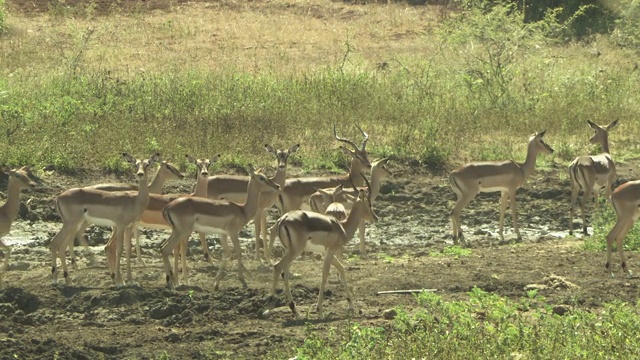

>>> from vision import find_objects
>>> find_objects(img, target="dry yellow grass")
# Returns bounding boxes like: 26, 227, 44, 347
2, 0, 444, 75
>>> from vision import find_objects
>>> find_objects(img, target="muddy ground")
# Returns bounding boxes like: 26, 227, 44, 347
0, 157, 639, 360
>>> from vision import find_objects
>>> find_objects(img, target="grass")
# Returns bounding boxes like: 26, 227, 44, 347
2, 1, 640, 173
265, 288, 640, 359
430, 245, 472, 258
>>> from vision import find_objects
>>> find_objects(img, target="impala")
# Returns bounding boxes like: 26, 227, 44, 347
267, 175, 378, 319
604, 180, 640, 277
569, 120, 618, 235
118, 154, 220, 284
70, 159, 184, 267
276, 124, 371, 216
449, 131, 554, 246
315, 185, 352, 221
0, 166, 38, 288
49, 153, 159, 286
308, 157, 392, 255
160, 164, 280, 289
203, 144, 299, 260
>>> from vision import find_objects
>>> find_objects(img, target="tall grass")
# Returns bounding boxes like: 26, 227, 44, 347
266, 288, 640, 359
1, 1, 640, 173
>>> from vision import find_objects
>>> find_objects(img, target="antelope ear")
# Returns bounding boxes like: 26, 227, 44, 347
587, 120, 600, 130
149, 153, 161, 164
343, 193, 357, 203
247, 164, 256, 175
288, 144, 301, 154
2, 166, 11, 175
185, 155, 197, 165
264, 144, 276, 154
210, 154, 222, 164
339, 146, 355, 156
122, 153, 137, 165
536, 130, 547, 138
316, 188, 331, 197
606, 119, 619, 131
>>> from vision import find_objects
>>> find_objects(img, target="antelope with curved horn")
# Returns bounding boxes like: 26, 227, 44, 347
449, 131, 554, 246
267, 174, 378, 319
569, 120, 618, 236
276, 124, 371, 216
308, 157, 392, 255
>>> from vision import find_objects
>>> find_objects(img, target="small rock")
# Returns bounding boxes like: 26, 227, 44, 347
552, 305, 571, 316
382, 308, 397, 320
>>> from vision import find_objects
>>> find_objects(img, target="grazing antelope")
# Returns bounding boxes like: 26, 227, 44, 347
276, 124, 371, 215
604, 180, 640, 277
449, 131, 554, 246
569, 120, 618, 235
161, 165, 280, 289
70, 159, 184, 267
268, 175, 378, 319
0, 166, 38, 288
203, 144, 299, 261
308, 157, 392, 255
49, 153, 159, 286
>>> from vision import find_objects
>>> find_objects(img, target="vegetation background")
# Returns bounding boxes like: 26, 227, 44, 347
1, 0, 640, 174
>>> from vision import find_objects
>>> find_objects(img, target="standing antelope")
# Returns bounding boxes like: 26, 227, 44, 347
308, 157, 392, 255
0, 166, 38, 288
118, 155, 220, 284
603, 180, 640, 277
160, 165, 280, 289
203, 144, 299, 261
49, 153, 159, 286
569, 120, 618, 235
449, 131, 554, 246
267, 175, 378, 319
70, 158, 184, 267
276, 124, 371, 215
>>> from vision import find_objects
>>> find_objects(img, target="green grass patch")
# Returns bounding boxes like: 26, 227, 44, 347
430, 245, 472, 258
267, 287, 640, 359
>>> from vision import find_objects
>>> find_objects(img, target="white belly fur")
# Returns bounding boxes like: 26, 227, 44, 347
83, 214, 118, 227
479, 186, 510, 193
304, 242, 328, 253
194, 223, 229, 236
138, 222, 170, 230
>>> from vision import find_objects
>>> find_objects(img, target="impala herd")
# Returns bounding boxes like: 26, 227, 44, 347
0, 122, 637, 318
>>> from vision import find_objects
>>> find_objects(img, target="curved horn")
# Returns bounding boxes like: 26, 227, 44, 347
334, 123, 359, 150
360, 172, 372, 196
355, 124, 368, 151
348, 173, 358, 192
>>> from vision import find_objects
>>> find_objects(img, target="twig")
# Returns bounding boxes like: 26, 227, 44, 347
375, 289, 438, 295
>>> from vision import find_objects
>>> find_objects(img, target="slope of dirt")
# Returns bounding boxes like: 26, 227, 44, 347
0, 157, 639, 359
